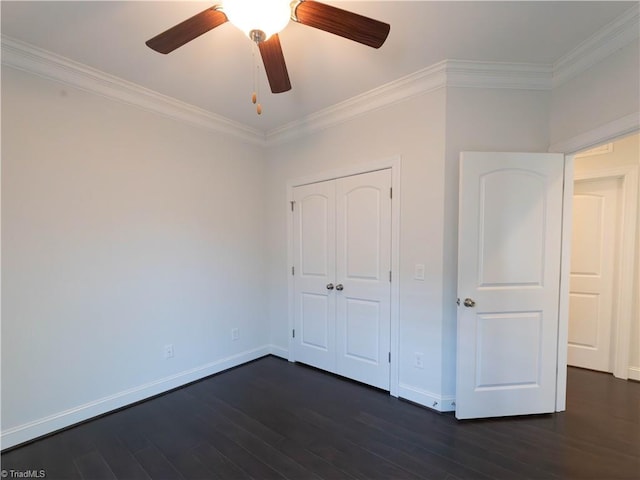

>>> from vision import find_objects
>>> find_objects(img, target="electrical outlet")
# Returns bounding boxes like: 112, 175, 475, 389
164, 344, 174, 359
415, 352, 424, 369
231, 328, 239, 341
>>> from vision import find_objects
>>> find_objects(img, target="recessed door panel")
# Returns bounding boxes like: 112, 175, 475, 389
568, 293, 600, 348
300, 293, 330, 350
300, 194, 330, 277
478, 170, 545, 287
571, 195, 604, 275
344, 298, 380, 363
475, 312, 542, 389
343, 186, 382, 280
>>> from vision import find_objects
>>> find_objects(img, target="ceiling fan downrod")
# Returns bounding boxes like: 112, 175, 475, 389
249, 29, 267, 44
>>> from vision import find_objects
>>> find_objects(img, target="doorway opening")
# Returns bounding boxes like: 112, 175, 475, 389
567, 132, 639, 380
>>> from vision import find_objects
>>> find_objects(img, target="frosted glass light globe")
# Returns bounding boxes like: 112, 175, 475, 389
224, 0, 292, 40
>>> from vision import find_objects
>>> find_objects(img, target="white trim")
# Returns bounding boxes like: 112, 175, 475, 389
286, 156, 402, 397
446, 60, 552, 90
398, 383, 456, 413
390, 159, 402, 398
267, 60, 553, 146
556, 154, 574, 412
286, 157, 403, 189
629, 367, 640, 382
268, 344, 289, 359
267, 62, 447, 146
0, 346, 271, 450
573, 166, 639, 380
0, 36, 265, 146
549, 113, 640, 155
575, 143, 614, 158
553, 3, 640, 88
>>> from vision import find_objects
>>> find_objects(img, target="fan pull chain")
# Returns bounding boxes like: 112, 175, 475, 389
251, 45, 257, 104
251, 43, 262, 115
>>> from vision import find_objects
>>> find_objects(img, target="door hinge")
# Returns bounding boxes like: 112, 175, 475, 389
290, 201, 295, 212
390, 187, 393, 199
292, 329, 295, 338
389, 270, 392, 282
291, 266, 295, 275
388, 352, 391, 363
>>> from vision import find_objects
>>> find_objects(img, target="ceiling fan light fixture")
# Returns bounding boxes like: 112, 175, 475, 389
223, 0, 291, 41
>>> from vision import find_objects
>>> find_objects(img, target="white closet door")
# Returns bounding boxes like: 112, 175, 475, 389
292, 169, 392, 390
335, 170, 392, 390
292, 180, 337, 373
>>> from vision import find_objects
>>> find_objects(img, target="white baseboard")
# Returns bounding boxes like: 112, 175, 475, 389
628, 366, 640, 381
268, 344, 289, 359
398, 383, 456, 412
1, 346, 271, 450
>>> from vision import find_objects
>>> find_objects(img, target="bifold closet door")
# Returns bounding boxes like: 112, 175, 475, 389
293, 169, 392, 390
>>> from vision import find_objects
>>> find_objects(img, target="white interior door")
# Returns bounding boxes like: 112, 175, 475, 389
293, 169, 391, 390
292, 180, 337, 373
568, 177, 620, 372
456, 152, 565, 419
335, 170, 392, 390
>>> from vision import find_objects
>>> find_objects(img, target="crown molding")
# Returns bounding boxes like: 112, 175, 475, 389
445, 60, 553, 90
553, 3, 640, 87
1, 36, 265, 146
266, 61, 448, 146
266, 60, 552, 145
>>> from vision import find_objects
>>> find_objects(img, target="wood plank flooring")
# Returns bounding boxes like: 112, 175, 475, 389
2, 356, 639, 479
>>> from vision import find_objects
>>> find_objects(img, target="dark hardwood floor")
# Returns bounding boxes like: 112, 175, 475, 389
2, 356, 639, 479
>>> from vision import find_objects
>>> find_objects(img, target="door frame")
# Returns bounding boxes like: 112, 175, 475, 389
555, 121, 639, 410
286, 156, 402, 397
571, 165, 639, 379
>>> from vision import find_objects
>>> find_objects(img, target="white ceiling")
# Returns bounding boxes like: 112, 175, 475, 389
1, 1, 635, 133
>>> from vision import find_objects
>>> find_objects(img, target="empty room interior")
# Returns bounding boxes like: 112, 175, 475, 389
1, 1, 639, 479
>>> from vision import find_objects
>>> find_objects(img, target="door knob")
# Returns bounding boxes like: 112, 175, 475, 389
326, 283, 334, 290
335, 284, 344, 291
463, 298, 476, 308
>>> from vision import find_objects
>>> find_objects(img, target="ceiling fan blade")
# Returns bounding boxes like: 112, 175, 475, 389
146, 7, 228, 54
258, 34, 292, 94
293, 0, 390, 49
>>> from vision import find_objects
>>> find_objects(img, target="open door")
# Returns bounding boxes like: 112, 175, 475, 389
456, 152, 565, 419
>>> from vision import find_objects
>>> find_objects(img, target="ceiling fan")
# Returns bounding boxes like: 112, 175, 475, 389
145, 0, 391, 95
